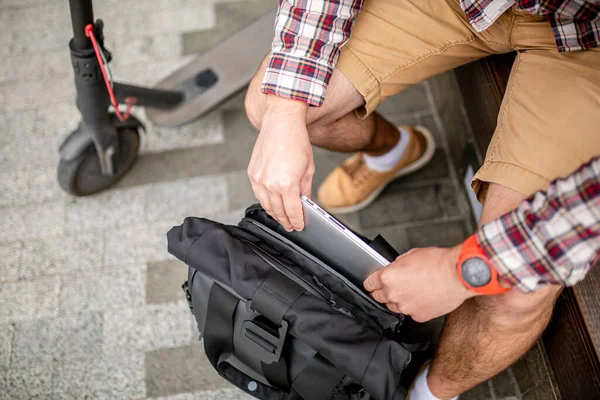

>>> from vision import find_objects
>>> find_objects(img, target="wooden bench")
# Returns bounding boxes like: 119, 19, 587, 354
454, 54, 600, 399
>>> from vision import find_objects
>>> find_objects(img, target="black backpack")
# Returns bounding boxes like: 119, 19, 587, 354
167, 205, 432, 400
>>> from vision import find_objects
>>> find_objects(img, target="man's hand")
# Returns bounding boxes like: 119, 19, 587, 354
248, 96, 314, 232
364, 245, 477, 322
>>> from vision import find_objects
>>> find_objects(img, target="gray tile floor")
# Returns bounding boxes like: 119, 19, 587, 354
0, 0, 559, 399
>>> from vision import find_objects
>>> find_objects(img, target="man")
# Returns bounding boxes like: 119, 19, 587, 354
244, 0, 600, 398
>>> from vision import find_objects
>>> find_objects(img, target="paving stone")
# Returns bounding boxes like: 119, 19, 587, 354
0, 168, 64, 207
0, 79, 74, 113
115, 110, 256, 189
11, 313, 102, 367
383, 150, 450, 193
491, 368, 518, 399
218, 90, 247, 111
53, 352, 145, 399
512, 341, 560, 400
334, 211, 363, 233
437, 181, 465, 218
460, 382, 493, 400
0, 49, 70, 84
107, 5, 215, 38
205, 208, 247, 226
0, 241, 21, 283
111, 32, 183, 68
59, 264, 146, 315
104, 221, 175, 266
359, 186, 443, 229
103, 300, 194, 353
0, 3, 70, 57
148, 388, 255, 400
0, 0, 60, 8
226, 170, 256, 210
188, 388, 257, 400
0, 276, 59, 323
145, 341, 227, 397
362, 224, 410, 255
182, 0, 276, 55
376, 110, 419, 129
0, 324, 14, 369
312, 147, 350, 191
144, 175, 228, 223
65, 186, 145, 232
377, 84, 432, 115
0, 363, 53, 400
417, 113, 444, 146
406, 221, 468, 248
139, 111, 224, 155
147, 260, 189, 305
19, 232, 102, 279
0, 201, 65, 242
1, 105, 78, 173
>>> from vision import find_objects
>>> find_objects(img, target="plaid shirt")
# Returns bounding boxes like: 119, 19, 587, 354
478, 155, 600, 292
262, 0, 600, 106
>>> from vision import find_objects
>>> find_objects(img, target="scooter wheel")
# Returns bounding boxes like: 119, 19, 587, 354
57, 128, 140, 196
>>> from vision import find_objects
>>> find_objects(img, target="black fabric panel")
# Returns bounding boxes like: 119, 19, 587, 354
285, 294, 409, 400
291, 354, 345, 400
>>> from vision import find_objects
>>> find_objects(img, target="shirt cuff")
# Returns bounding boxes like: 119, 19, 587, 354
476, 219, 544, 293
260, 52, 333, 107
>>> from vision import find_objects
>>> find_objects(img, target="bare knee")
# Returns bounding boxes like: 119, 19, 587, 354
476, 285, 562, 331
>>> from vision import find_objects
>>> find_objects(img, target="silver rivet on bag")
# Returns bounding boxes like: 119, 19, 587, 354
248, 381, 258, 391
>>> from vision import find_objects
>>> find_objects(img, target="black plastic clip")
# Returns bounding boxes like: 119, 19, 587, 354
241, 319, 288, 364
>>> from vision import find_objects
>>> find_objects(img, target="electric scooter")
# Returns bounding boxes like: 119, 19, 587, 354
59, 0, 274, 196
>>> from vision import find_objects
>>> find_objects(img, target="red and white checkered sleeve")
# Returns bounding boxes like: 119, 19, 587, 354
261, 0, 364, 107
477, 155, 600, 292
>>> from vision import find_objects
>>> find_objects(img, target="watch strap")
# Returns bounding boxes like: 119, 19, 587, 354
457, 235, 510, 295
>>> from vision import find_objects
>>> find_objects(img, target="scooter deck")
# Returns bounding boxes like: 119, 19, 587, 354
146, 9, 276, 127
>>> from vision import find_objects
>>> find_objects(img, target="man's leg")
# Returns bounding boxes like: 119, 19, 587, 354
246, 58, 399, 156
427, 31, 600, 398
427, 183, 561, 399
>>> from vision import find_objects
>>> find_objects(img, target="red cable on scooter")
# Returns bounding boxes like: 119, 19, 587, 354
84, 24, 136, 121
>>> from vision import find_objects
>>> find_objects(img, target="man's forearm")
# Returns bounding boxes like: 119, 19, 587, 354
477, 155, 600, 292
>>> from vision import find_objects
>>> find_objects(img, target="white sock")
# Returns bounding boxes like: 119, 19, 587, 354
363, 127, 410, 172
409, 366, 458, 400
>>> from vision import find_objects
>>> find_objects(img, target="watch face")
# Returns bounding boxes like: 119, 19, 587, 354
462, 257, 492, 287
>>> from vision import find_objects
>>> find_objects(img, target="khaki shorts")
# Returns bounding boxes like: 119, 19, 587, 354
337, 0, 600, 201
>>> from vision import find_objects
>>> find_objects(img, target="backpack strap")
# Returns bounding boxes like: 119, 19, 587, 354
204, 283, 286, 400
251, 271, 305, 325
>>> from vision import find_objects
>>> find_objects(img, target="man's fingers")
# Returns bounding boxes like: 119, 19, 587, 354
363, 269, 384, 292
370, 289, 387, 304
269, 193, 293, 231
300, 170, 314, 200
386, 303, 402, 314
252, 183, 273, 215
282, 192, 304, 231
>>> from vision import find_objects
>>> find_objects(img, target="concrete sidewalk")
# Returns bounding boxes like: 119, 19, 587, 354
0, 0, 557, 399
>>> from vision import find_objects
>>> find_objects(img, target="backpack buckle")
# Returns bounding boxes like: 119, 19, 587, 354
241, 318, 288, 364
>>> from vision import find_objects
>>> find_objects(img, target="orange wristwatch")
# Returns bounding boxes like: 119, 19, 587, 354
457, 235, 510, 295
